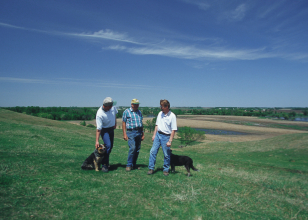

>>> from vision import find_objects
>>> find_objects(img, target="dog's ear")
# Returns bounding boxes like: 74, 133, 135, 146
100, 144, 106, 149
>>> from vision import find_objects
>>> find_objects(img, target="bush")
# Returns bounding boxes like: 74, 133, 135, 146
177, 126, 205, 147
144, 118, 156, 133
80, 121, 86, 126
86, 124, 95, 128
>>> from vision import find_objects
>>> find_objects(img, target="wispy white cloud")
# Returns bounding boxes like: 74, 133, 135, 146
108, 44, 276, 61
0, 22, 27, 30
68, 29, 144, 45
180, 0, 211, 11
181, 0, 211, 11
1, 22, 307, 62
231, 4, 247, 21
0, 77, 49, 84
0, 77, 155, 90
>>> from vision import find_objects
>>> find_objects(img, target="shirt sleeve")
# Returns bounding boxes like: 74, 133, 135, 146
171, 113, 177, 130
155, 112, 161, 125
96, 115, 103, 130
122, 109, 127, 122
114, 106, 118, 114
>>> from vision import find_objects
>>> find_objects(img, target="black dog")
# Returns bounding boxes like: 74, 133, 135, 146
81, 144, 106, 171
170, 150, 199, 176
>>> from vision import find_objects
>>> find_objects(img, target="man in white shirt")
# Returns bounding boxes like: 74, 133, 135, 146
148, 99, 177, 176
95, 97, 118, 172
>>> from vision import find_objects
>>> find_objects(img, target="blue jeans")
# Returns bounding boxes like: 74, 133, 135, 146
148, 131, 171, 172
100, 127, 114, 168
126, 129, 142, 167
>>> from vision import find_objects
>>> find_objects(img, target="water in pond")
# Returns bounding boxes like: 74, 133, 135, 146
293, 118, 308, 122
194, 128, 248, 135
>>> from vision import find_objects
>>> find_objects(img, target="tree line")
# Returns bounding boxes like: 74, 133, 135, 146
170, 107, 307, 120
4, 106, 97, 121
3, 106, 307, 122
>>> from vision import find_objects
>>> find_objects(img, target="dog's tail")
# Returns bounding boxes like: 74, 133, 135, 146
191, 165, 199, 172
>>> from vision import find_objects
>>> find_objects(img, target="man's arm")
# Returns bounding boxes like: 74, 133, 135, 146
141, 126, 145, 141
95, 129, 101, 149
166, 130, 175, 147
122, 121, 128, 141
113, 117, 117, 129
152, 125, 158, 141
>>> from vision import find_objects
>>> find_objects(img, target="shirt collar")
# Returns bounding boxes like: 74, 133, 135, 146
162, 110, 171, 117
102, 106, 111, 112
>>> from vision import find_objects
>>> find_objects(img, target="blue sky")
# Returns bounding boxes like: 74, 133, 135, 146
1, 0, 308, 107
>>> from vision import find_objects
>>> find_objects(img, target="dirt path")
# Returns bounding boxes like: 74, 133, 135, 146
176, 116, 307, 142
68, 115, 308, 143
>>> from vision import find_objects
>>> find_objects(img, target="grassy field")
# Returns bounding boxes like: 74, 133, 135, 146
1, 109, 308, 219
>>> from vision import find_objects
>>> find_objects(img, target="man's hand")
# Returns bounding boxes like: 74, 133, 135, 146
95, 142, 100, 149
141, 133, 145, 141
123, 134, 128, 141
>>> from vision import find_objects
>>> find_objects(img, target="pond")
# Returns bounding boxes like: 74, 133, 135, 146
176, 127, 248, 135
194, 128, 248, 135
293, 117, 308, 122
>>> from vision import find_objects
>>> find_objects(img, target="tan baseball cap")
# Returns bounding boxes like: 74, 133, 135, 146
131, 99, 140, 104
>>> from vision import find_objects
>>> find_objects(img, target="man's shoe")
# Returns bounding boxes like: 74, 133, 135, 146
101, 166, 109, 173
147, 169, 154, 175
133, 166, 140, 170
126, 166, 131, 172
163, 171, 169, 176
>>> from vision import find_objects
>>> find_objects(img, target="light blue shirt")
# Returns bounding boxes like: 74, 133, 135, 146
96, 106, 118, 130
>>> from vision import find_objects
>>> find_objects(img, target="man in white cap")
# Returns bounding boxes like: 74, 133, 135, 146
95, 97, 118, 172
122, 99, 145, 171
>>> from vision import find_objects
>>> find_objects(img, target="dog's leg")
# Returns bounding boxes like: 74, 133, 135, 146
171, 164, 175, 173
93, 159, 99, 171
185, 164, 191, 177
97, 157, 103, 170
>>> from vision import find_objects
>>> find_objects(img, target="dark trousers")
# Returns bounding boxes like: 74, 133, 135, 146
100, 127, 114, 167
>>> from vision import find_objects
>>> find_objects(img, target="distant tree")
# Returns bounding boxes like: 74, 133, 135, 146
177, 126, 205, 147
289, 112, 296, 117
144, 118, 156, 133
172, 109, 183, 116
152, 108, 161, 116
117, 109, 124, 118
61, 113, 71, 120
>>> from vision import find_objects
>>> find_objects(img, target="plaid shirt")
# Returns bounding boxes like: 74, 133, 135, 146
122, 107, 143, 129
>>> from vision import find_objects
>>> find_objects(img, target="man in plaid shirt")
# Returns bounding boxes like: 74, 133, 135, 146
122, 99, 145, 171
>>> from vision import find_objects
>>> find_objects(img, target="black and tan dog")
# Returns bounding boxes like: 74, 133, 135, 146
170, 150, 199, 177
81, 144, 106, 171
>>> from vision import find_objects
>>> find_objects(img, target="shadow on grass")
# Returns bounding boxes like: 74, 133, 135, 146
109, 163, 148, 171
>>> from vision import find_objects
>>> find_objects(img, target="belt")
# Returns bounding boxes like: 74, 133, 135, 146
158, 131, 171, 136
101, 126, 114, 130
127, 128, 142, 131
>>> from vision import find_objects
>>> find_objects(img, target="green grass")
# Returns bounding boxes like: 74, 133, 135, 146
1, 109, 308, 219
